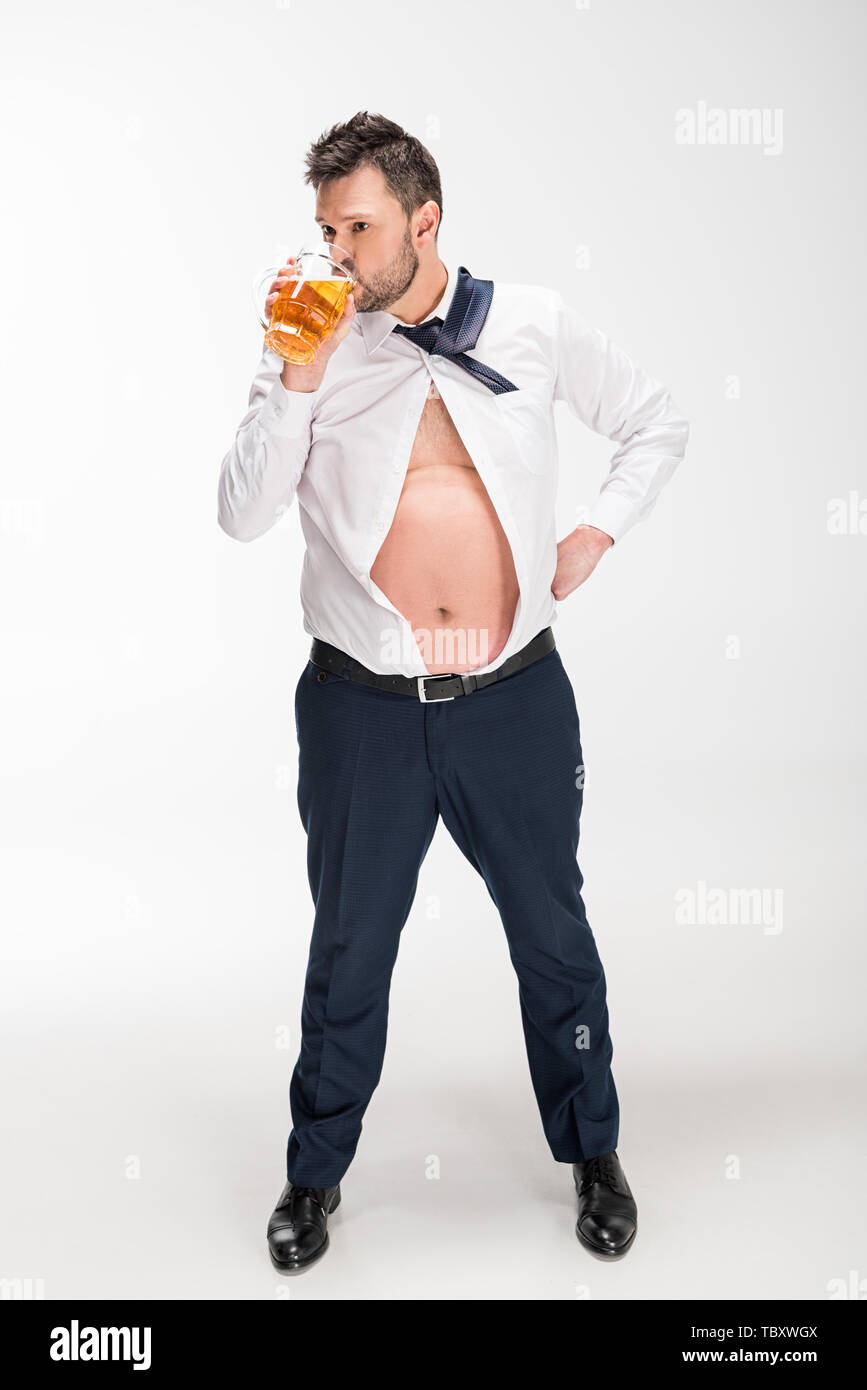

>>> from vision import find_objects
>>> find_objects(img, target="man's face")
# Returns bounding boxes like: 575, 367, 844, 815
314, 166, 422, 314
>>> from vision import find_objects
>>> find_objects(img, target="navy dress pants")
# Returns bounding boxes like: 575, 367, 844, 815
286, 640, 619, 1186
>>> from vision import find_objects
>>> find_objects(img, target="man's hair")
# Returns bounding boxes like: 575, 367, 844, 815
303, 111, 443, 239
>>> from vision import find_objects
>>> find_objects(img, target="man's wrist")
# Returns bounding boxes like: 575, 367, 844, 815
580, 523, 615, 550
280, 364, 324, 393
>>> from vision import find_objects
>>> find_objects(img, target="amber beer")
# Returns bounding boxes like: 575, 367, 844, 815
265, 277, 352, 365
252, 243, 356, 366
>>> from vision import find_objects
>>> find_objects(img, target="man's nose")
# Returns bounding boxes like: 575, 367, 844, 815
339, 247, 360, 277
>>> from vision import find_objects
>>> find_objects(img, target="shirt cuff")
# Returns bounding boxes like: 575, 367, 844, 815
587, 491, 638, 545
256, 375, 317, 437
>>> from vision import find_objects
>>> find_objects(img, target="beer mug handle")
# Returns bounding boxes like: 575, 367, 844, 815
251, 266, 284, 334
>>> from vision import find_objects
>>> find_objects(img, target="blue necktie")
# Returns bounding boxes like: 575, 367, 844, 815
391, 265, 518, 395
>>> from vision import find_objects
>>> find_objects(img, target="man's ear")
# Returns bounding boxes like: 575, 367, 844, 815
414, 202, 440, 247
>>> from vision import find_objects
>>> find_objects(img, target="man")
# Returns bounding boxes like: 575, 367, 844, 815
217, 111, 689, 1274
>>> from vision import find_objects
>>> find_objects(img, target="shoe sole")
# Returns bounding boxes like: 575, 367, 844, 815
267, 1190, 341, 1275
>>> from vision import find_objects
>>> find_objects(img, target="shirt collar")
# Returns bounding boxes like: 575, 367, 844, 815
357, 258, 455, 356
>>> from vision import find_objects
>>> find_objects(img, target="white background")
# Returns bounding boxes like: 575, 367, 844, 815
1, 0, 865, 1300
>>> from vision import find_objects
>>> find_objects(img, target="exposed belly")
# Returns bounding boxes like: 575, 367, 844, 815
370, 378, 519, 674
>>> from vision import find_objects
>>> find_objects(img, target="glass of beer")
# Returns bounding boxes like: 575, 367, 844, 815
251, 244, 357, 365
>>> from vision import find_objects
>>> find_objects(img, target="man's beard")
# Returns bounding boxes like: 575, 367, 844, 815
354, 230, 419, 314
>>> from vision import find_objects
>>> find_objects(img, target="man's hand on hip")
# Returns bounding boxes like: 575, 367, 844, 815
551, 525, 614, 600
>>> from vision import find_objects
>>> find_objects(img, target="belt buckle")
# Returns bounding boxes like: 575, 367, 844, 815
417, 674, 456, 702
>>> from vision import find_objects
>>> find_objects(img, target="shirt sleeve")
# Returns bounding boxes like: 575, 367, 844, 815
552, 293, 690, 544
217, 345, 316, 542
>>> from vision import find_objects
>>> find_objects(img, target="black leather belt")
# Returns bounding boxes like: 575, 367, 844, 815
309, 627, 556, 701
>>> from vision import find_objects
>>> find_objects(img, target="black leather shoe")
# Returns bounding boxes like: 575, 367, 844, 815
267, 1181, 341, 1273
573, 1151, 637, 1259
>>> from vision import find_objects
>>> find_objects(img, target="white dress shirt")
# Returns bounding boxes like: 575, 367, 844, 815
217, 257, 690, 677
